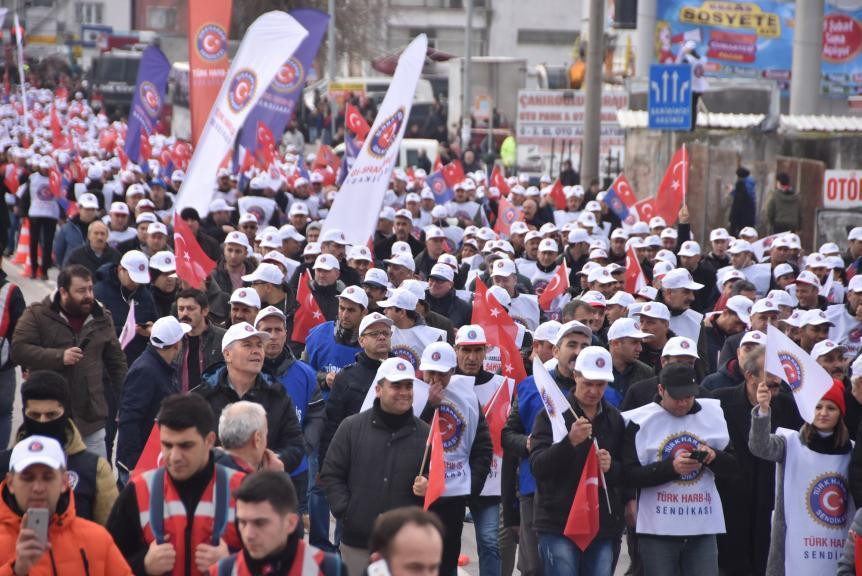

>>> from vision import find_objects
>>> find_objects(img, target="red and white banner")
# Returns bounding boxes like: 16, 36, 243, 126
322, 34, 428, 246
175, 12, 308, 217
187, 0, 232, 145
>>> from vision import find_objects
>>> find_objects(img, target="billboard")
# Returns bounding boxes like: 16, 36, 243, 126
655, 0, 862, 96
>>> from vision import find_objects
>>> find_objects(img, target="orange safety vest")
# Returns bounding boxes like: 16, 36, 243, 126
133, 464, 245, 576
213, 540, 341, 576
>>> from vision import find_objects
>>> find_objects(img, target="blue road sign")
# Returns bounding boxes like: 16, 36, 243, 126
648, 64, 692, 131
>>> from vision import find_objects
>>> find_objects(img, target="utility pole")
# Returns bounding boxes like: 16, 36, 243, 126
581, 0, 604, 185
328, 0, 336, 140
635, 0, 657, 78
790, 0, 823, 115
462, 0, 473, 150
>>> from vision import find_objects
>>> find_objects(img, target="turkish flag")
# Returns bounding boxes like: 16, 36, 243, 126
472, 278, 527, 384
624, 245, 646, 294
538, 260, 569, 311
433, 153, 443, 173
484, 380, 511, 458
490, 165, 510, 197
117, 146, 129, 170
139, 132, 152, 165
256, 121, 276, 166
99, 128, 117, 154
549, 178, 566, 210
132, 422, 161, 477
48, 168, 62, 198
50, 106, 67, 149
442, 159, 465, 188
424, 409, 446, 510
493, 195, 521, 237
171, 141, 192, 172
291, 271, 326, 343
314, 143, 341, 172
655, 145, 688, 225
174, 213, 216, 289
564, 441, 600, 551
345, 103, 371, 139
4, 164, 18, 194
633, 197, 657, 222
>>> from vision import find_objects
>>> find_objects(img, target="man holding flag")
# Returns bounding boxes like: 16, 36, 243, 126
530, 346, 625, 576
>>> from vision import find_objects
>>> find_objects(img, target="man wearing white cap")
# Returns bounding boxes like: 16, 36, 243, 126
194, 322, 304, 473
320, 356, 431, 576
374, 210, 424, 261
106, 202, 137, 248
635, 302, 673, 373
704, 228, 731, 273
116, 316, 190, 474
531, 320, 562, 365
503, 320, 593, 576
415, 226, 450, 279
426, 263, 471, 328
346, 245, 373, 282
660, 269, 708, 375
94, 249, 158, 361
417, 341, 492, 576
606, 318, 654, 407
490, 258, 541, 331
828, 275, 862, 359
202, 197, 236, 244
228, 287, 261, 327
213, 231, 255, 294
54, 192, 101, 270
620, 336, 702, 411
446, 180, 484, 228
64, 220, 120, 273
379, 288, 447, 371
531, 346, 625, 576
845, 227, 862, 277
677, 240, 719, 313
0, 435, 132, 575
319, 228, 362, 287
384, 253, 417, 289
704, 295, 752, 373
792, 270, 826, 311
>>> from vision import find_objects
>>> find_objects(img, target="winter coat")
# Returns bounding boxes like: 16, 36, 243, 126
54, 215, 88, 266
729, 177, 757, 236
64, 242, 121, 274
702, 358, 745, 392
838, 507, 862, 575
764, 187, 802, 235
320, 401, 429, 547
606, 359, 655, 408
0, 481, 132, 576
93, 262, 158, 365
116, 345, 179, 471
195, 366, 305, 473
426, 290, 472, 329
11, 293, 128, 436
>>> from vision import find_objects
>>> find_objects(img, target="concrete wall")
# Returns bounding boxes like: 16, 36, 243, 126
623, 128, 862, 250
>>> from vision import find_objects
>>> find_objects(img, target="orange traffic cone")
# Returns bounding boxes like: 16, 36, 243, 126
13, 218, 30, 265
23, 245, 41, 278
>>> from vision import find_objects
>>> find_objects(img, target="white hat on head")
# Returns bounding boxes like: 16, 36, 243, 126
607, 318, 651, 341
109, 201, 130, 215
811, 339, 846, 359
802, 309, 833, 327
221, 322, 271, 352
487, 285, 512, 309
391, 241, 413, 257
588, 266, 615, 285
379, 207, 396, 221
376, 357, 414, 382
510, 221, 529, 235
649, 216, 667, 229
359, 312, 394, 337
230, 288, 261, 308
637, 301, 670, 321
339, 285, 369, 308
773, 263, 795, 280
533, 320, 562, 343
149, 251, 176, 273
739, 226, 758, 239
241, 263, 285, 285
795, 270, 821, 288
347, 245, 372, 262
209, 198, 235, 212
377, 288, 419, 311
554, 320, 592, 345
279, 224, 305, 242
607, 291, 635, 308
419, 342, 457, 372
581, 291, 607, 308
851, 355, 862, 381
662, 336, 698, 358
313, 253, 340, 272
727, 239, 753, 255
710, 228, 730, 242
660, 228, 678, 240
806, 252, 828, 269
490, 258, 517, 278
636, 285, 658, 301
79, 193, 99, 209
320, 228, 350, 245
120, 250, 150, 284
568, 228, 590, 244
574, 346, 614, 381
653, 261, 675, 279
254, 306, 286, 326
429, 263, 455, 283
9, 436, 66, 472
661, 268, 704, 291
766, 289, 797, 308
225, 230, 251, 248
384, 253, 416, 273
849, 227, 862, 242
725, 295, 754, 325
677, 241, 701, 257
150, 316, 192, 349
654, 249, 677, 266
820, 242, 841, 256
455, 325, 487, 346
751, 298, 779, 315
303, 242, 322, 257
740, 330, 766, 347
538, 238, 558, 253
362, 268, 390, 288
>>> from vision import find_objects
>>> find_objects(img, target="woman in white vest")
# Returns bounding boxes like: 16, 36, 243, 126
749, 379, 853, 576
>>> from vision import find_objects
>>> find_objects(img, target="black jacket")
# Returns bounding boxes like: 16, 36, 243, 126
64, 242, 121, 274
212, 257, 256, 295
702, 358, 744, 392
530, 393, 625, 539
413, 249, 437, 280
713, 384, 802, 576
426, 290, 472, 330
620, 377, 710, 412
374, 232, 425, 261
321, 351, 384, 461
320, 401, 429, 547
194, 366, 304, 472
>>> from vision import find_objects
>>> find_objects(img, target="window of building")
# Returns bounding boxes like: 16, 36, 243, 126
147, 6, 178, 31
74, 2, 103, 25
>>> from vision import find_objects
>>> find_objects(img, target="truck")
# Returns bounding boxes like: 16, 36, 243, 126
89, 48, 143, 119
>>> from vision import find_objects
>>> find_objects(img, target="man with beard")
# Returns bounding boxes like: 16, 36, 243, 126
176, 289, 227, 392
12, 265, 127, 459
813, 339, 849, 382
0, 370, 118, 524
64, 220, 120, 273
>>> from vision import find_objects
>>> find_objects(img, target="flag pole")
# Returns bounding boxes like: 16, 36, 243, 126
594, 438, 613, 514
418, 408, 437, 476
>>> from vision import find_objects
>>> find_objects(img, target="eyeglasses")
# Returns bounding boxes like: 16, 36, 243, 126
362, 330, 392, 339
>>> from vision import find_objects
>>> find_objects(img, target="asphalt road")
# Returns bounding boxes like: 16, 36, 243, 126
4, 257, 631, 576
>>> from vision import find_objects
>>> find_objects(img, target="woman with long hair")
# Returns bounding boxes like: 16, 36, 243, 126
749, 379, 853, 576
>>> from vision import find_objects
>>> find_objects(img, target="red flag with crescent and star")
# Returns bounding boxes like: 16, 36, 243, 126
564, 440, 601, 551
472, 278, 527, 384
291, 271, 326, 343
634, 197, 657, 223
442, 159, 465, 188
655, 145, 688, 225
624, 245, 647, 294
493, 195, 521, 238
424, 409, 445, 510
345, 102, 371, 140
538, 260, 569, 312
255, 121, 277, 167
490, 165, 510, 197
173, 213, 216, 289
484, 379, 511, 458
314, 143, 341, 172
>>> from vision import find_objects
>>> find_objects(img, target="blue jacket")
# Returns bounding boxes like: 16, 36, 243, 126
93, 262, 158, 365
304, 321, 361, 400
116, 344, 178, 471
53, 216, 86, 266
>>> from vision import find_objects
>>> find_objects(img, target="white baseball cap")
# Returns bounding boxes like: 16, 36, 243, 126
79, 193, 99, 209
581, 291, 607, 308
751, 298, 779, 315
221, 322, 271, 352
120, 250, 151, 284
587, 266, 615, 285
209, 198, 235, 212
802, 309, 834, 327
9, 435, 66, 472
607, 291, 635, 308
456, 325, 487, 346
849, 276, 862, 293
710, 228, 730, 242
724, 294, 752, 323
376, 357, 414, 382
739, 227, 758, 239
766, 289, 798, 308
820, 242, 841, 256
677, 241, 701, 258
652, 261, 675, 279
773, 263, 795, 280
362, 268, 390, 288
359, 312, 394, 337
795, 270, 821, 288
279, 224, 305, 243
378, 288, 418, 311
384, 253, 416, 273
109, 201, 130, 215
661, 268, 704, 291
419, 342, 457, 372
533, 320, 562, 343
568, 228, 590, 245
637, 301, 671, 321
239, 213, 259, 227
149, 251, 176, 273
554, 320, 593, 345
242, 263, 285, 285
303, 242, 322, 257
648, 216, 667, 229
347, 245, 373, 262
254, 305, 286, 326
288, 202, 309, 217
740, 330, 766, 347
313, 254, 340, 272
811, 339, 847, 359
150, 316, 192, 349
429, 263, 455, 283
320, 228, 350, 245
655, 249, 677, 266
339, 285, 369, 308
425, 226, 445, 241
660, 228, 678, 240
636, 286, 659, 301
230, 288, 261, 308
607, 317, 651, 341
727, 239, 753, 255
850, 227, 862, 242
147, 222, 168, 236
136, 212, 158, 225
662, 336, 698, 358
225, 230, 251, 248
490, 258, 517, 278
574, 346, 614, 381
510, 221, 529, 235
391, 241, 413, 257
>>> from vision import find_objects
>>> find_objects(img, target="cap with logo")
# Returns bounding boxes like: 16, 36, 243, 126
339, 285, 369, 308
150, 316, 192, 349
637, 302, 670, 321
710, 228, 730, 242
811, 339, 847, 359
79, 193, 99, 209
362, 268, 390, 288
725, 295, 754, 325
320, 228, 350, 245
533, 320, 562, 343
607, 318, 651, 341
377, 288, 419, 311
149, 251, 176, 273
795, 270, 821, 288
429, 263, 455, 283
347, 245, 372, 262
751, 299, 779, 316
230, 288, 261, 308
740, 330, 766, 347
661, 268, 705, 291
677, 241, 701, 257
574, 346, 614, 381
359, 312, 394, 337
222, 322, 272, 352
242, 263, 285, 286
490, 258, 517, 278
384, 253, 416, 273
376, 357, 415, 382
455, 325, 487, 346
120, 250, 151, 284
802, 309, 834, 327
313, 254, 340, 271
660, 364, 699, 399
9, 435, 66, 472
254, 305, 286, 326
554, 320, 592, 345
662, 336, 698, 358
419, 342, 457, 372
772, 263, 795, 280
